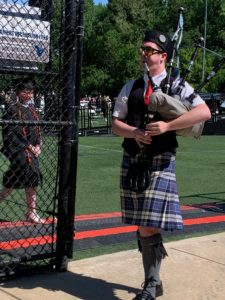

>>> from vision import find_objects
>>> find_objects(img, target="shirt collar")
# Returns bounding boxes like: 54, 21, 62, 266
143, 69, 167, 86
21, 100, 33, 108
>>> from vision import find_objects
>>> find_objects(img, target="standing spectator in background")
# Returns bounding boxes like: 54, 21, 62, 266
101, 96, 108, 120
95, 94, 102, 115
0, 90, 6, 113
2, 87, 17, 112
0, 90, 5, 105
0, 81, 44, 223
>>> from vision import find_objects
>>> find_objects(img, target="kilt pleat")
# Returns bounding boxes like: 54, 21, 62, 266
120, 151, 183, 231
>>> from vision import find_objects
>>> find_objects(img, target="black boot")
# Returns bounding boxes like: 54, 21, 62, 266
132, 278, 157, 300
134, 233, 167, 300
133, 280, 163, 299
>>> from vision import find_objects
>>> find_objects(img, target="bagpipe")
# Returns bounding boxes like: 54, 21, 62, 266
127, 7, 224, 192
187, 56, 225, 103
164, 7, 184, 95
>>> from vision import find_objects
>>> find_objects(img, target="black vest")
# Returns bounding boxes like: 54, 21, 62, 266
122, 77, 178, 157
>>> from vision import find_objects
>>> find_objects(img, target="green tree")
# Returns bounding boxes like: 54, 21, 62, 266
81, 0, 224, 96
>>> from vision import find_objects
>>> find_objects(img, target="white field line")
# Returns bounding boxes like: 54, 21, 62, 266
79, 144, 123, 153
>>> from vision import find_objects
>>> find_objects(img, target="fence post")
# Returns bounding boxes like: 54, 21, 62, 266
55, 0, 84, 271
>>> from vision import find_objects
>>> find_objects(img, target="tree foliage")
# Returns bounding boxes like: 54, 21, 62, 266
81, 0, 225, 97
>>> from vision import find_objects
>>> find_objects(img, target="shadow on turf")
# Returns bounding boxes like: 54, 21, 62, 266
181, 192, 225, 213
1, 271, 138, 300
180, 192, 225, 206
193, 202, 225, 213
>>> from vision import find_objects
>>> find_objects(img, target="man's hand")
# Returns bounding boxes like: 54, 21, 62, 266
133, 128, 152, 145
146, 121, 169, 136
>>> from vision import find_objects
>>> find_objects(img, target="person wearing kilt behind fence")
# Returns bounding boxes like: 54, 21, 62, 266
0, 81, 44, 224
112, 29, 211, 300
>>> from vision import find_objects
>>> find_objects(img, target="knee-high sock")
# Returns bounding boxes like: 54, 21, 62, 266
139, 233, 167, 285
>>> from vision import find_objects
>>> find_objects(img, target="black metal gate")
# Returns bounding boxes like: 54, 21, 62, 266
0, 0, 83, 278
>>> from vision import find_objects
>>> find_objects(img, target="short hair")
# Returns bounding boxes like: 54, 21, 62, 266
17, 81, 34, 93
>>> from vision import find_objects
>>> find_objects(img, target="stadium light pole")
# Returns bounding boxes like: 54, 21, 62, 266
202, 0, 208, 81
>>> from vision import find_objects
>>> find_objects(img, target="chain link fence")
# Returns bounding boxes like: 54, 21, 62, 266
0, 0, 83, 278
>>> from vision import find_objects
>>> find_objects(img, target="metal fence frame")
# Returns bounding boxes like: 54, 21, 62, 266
0, 0, 84, 278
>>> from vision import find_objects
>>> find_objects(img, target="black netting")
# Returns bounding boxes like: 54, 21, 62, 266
0, 0, 83, 278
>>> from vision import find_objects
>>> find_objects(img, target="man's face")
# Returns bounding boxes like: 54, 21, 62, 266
19, 89, 33, 101
140, 41, 167, 72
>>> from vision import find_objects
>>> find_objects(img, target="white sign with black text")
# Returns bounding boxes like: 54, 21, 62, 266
0, 14, 50, 63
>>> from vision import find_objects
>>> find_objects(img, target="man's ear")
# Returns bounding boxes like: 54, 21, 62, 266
158, 52, 167, 64
161, 52, 167, 61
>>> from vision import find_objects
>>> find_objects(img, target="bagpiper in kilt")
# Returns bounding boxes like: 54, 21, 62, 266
112, 28, 211, 300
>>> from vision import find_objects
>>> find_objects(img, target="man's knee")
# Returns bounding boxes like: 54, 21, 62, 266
138, 226, 160, 237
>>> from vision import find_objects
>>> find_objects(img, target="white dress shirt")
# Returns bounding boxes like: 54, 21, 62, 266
113, 70, 205, 120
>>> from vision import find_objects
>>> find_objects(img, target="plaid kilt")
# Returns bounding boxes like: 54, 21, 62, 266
120, 151, 183, 231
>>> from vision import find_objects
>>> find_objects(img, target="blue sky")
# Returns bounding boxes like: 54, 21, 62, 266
94, 0, 108, 5
5, 0, 108, 5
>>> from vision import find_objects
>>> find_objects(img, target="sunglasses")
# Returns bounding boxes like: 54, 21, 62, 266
140, 45, 163, 56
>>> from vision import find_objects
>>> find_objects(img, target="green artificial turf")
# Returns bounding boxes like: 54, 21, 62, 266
76, 135, 225, 215
176, 135, 225, 205
73, 135, 225, 260
0, 132, 224, 259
